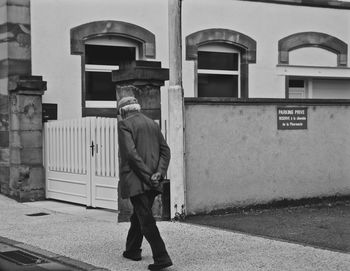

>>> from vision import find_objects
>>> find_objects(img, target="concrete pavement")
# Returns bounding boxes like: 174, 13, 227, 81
0, 194, 349, 271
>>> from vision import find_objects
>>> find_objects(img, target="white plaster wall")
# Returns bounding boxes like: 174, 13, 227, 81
182, 0, 350, 98
289, 47, 338, 67
31, 0, 169, 120
30, 0, 350, 119
185, 103, 350, 214
313, 79, 350, 99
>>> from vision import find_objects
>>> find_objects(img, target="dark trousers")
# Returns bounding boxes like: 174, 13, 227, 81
126, 191, 169, 260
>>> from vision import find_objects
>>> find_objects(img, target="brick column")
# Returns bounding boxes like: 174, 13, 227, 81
0, 0, 31, 195
112, 60, 169, 220
8, 76, 46, 201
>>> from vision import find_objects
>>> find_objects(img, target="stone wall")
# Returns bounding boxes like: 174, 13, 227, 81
0, 96, 9, 194
0, 0, 31, 195
0, 0, 46, 201
8, 76, 46, 201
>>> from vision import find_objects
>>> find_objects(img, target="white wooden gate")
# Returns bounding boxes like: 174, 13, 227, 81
44, 117, 118, 210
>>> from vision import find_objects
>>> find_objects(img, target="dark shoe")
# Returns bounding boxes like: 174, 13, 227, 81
122, 249, 142, 261
148, 259, 173, 270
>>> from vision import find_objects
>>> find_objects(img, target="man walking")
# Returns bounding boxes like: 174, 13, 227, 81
117, 96, 173, 270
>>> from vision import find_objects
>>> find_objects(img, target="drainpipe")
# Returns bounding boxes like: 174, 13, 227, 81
168, 0, 186, 219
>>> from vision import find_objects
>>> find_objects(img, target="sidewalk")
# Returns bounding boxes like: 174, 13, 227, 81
0, 195, 349, 271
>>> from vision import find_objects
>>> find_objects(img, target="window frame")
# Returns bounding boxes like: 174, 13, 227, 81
83, 37, 140, 109
287, 77, 307, 99
196, 43, 241, 98
286, 77, 316, 99
280, 32, 349, 100
186, 28, 257, 99
70, 20, 156, 117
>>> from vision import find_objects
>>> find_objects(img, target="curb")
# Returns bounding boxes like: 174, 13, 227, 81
0, 236, 110, 271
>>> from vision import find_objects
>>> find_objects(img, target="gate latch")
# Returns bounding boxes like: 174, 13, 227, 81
90, 141, 95, 157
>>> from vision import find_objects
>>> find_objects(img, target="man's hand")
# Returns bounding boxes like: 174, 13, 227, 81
150, 172, 162, 188
151, 172, 162, 181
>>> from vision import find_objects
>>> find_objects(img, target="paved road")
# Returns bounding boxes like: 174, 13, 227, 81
0, 195, 349, 271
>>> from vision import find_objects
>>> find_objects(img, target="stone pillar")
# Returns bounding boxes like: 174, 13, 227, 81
0, 0, 31, 195
9, 76, 46, 201
113, 61, 169, 121
112, 60, 169, 220
168, 0, 185, 219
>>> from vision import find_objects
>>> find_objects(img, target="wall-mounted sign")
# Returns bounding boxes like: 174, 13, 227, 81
277, 107, 307, 130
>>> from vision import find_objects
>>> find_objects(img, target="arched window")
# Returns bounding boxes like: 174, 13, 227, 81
278, 32, 347, 67
70, 20, 155, 116
186, 28, 256, 98
278, 32, 350, 99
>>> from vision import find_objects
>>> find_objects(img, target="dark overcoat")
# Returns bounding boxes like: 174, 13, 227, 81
118, 112, 171, 199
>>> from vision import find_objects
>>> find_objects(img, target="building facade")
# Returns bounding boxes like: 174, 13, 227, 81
1, 0, 350, 216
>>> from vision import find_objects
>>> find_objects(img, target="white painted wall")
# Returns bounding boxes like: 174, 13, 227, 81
313, 79, 350, 99
31, 0, 169, 121
185, 103, 350, 214
182, 0, 350, 98
289, 47, 338, 67
31, 0, 350, 120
